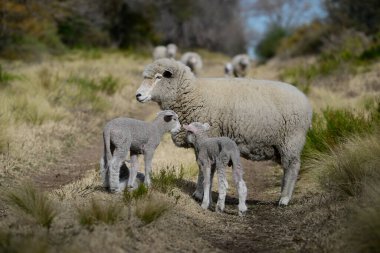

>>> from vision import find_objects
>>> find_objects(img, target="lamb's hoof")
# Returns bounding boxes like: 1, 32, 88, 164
201, 202, 209, 210
192, 190, 203, 201
278, 197, 290, 206
216, 206, 224, 213
238, 210, 247, 217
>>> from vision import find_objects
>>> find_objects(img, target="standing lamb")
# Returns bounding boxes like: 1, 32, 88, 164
184, 122, 247, 215
100, 110, 181, 192
231, 54, 251, 77
180, 52, 203, 76
135, 58, 312, 206
152, 44, 178, 60
224, 62, 233, 77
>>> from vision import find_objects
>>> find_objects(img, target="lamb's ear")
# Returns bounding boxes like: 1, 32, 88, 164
203, 123, 210, 130
183, 124, 197, 133
163, 70, 173, 78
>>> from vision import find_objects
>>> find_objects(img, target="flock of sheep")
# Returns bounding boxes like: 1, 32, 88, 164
153, 43, 251, 77
100, 43, 313, 215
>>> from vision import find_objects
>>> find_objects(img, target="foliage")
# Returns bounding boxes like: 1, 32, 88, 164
303, 107, 379, 160
123, 183, 149, 204
151, 167, 184, 194
77, 198, 122, 227
256, 24, 289, 61
0, 231, 49, 253
4, 183, 56, 228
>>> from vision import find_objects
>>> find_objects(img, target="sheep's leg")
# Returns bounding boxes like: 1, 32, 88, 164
201, 166, 211, 210
279, 155, 300, 206
99, 153, 109, 188
232, 160, 247, 215
143, 150, 154, 187
216, 164, 228, 213
208, 165, 216, 207
127, 153, 139, 189
193, 152, 204, 200
109, 147, 128, 193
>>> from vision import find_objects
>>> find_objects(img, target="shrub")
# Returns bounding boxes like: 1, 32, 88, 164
77, 198, 122, 227
4, 183, 56, 228
135, 196, 170, 224
256, 24, 289, 61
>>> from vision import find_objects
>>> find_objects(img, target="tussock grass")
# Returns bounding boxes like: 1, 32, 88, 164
77, 198, 122, 227
308, 133, 380, 197
0, 231, 49, 253
303, 107, 379, 160
0, 65, 20, 88
4, 183, 56, 228
123, 183, 149, 204
151, 167, 184, 194
135, 195, 170, 224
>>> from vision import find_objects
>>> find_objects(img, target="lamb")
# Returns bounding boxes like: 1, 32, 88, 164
100, 110, 181, 192
184, 122, 247, 215
180, 52, 203, 76
135, 58, 313, 206
231, 54, 251, 77
152, 44, 178, 60
224, 62, 233, 77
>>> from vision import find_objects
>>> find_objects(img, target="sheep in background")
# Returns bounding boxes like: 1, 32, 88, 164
136, 59, 312, 206
184, 122, 247, 215
153, 44, 178, 60
166, 43, 177, 59
231, 54, 251, 77
180, 52, 203, 76
224, 62, 233, 77
100, 110, 181, 192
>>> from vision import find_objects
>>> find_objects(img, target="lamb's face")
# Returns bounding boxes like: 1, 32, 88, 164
136, 59, 180, 107
224, 63, 233, 76
183, 122, 210, 144
157, 110, 181, 133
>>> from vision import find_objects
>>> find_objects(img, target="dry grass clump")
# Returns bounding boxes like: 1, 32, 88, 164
4, 183, 56, 228
77, 198, 122, 227
123, 183, 149, 204
135, 194, 171, 224
0, 231, 49, 253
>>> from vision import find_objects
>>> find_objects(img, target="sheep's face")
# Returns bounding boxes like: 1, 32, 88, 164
136, 59, 181, 108
183, 122, 210, 144
224, 63, 233, 76
156, 110, 181, 133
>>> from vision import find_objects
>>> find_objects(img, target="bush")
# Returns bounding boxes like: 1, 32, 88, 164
4, 183, 56, 228
256, 24, 289, 61
151, 167, 183, 194
77, 198, 122, 227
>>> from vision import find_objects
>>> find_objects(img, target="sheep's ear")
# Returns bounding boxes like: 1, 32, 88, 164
203, 123, 210, 130
163, 70, 172, 78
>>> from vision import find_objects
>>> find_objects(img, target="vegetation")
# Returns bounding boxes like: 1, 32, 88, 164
135, 195, 170, 224
77, 198, 122, 227
151, 167, 184, 194
4, 183, 56, 229
123, 183, 149, 204
256, 25, 289, 61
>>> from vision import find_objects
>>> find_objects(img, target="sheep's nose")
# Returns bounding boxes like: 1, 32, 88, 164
136, 93, 142, 99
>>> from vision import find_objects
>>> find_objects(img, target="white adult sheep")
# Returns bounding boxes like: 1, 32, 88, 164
153, 44, 178, 60
180, 52, 203, 76
231, 54, 251, 77
135, 59, 312, 206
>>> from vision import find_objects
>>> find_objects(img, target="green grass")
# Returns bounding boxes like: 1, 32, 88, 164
4, 183, 56, 229
123, 183, 149, 204
0, 65, 20, 88
77, 198, 122, 227
151, 167, 183, 194
135, 196, 170, 224
302, 107, 379, 160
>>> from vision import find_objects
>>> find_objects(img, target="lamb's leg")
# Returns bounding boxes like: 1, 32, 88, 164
201, 165, 211, 210
216, 165, 228, 213
279, 155, 300, 206
232, 158, 247, 215
127, 153, 139, 189
109, 148, 128, 193
143, 150, 154, 187
193, 150, 204, 200
208, 165, 216, 207
99, 153, 109, 188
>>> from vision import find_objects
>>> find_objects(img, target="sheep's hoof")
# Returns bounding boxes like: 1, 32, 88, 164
278, 197, 290, 206
192, 190, 203, 201
201, 202, 209, 210
238, 210, 247, 217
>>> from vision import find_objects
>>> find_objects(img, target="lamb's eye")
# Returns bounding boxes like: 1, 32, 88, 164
156, 75, 162, 79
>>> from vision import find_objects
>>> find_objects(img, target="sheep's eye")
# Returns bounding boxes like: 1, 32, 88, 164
155, 74, 162, 79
